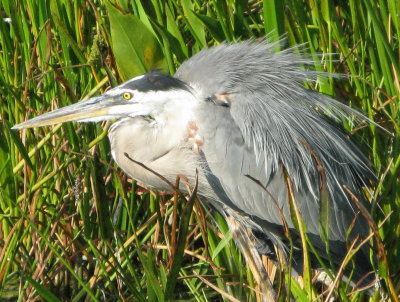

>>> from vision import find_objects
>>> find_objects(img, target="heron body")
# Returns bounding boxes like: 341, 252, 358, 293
13, 41, 376, 290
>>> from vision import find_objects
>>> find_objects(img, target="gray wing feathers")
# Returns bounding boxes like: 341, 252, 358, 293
175, 41, 374, 257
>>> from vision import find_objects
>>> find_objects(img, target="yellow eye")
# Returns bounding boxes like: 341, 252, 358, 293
123, 92, 132, 100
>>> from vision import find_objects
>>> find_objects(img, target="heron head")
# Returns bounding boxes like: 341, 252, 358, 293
12, 71, 196, 130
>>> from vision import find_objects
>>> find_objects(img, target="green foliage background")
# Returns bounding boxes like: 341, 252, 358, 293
0, 0, 399, 301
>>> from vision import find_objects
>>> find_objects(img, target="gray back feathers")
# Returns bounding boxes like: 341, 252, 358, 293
176, 40, 374, 207
175, 40, 375, 277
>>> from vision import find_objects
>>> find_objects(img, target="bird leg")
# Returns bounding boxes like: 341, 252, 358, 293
227, 216, 276, 302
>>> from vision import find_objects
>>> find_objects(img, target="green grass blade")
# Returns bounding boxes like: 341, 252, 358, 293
25, 276, 61, 302
106, 1, 166, 80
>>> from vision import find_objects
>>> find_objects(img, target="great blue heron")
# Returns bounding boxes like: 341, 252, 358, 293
13, 40, 377, 298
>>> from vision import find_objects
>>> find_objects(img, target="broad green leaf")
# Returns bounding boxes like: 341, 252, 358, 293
106, 2, 166, 81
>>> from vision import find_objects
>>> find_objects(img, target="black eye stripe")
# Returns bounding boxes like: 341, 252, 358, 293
121, 71, 191, 92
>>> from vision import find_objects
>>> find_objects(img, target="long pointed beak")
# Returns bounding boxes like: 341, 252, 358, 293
12, 96, 121, 130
